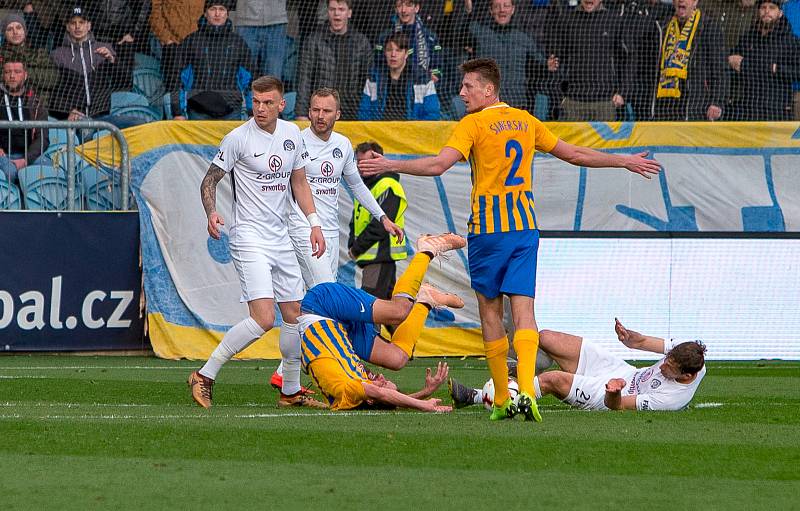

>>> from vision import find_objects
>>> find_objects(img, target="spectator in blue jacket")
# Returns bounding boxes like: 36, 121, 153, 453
358, 32, 441, 120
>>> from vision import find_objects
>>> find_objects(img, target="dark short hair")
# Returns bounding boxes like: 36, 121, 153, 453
2, 59, 26, 69
396, 0, 422, 6
384, 32, 410, 51
460, 58, 501, 93
355, 141, 384, 155
311, 87, 341, 110
668, 341, 706, 374
329, 0, 352, 7
252, 75, 284, 96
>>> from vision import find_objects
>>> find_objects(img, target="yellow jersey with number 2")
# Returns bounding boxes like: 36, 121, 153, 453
445, 102, 558, 235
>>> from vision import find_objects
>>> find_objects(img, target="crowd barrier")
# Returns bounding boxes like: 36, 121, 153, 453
74, 120, 800, 360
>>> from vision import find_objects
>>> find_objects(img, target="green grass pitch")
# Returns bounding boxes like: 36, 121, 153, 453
0, 356, 798, 510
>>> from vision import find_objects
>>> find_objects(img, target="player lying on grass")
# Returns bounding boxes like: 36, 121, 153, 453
296, 233, 466, 411
450, 319, 707, 411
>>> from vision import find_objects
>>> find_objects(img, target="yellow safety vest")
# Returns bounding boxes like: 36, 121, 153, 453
353, 177, 407, 263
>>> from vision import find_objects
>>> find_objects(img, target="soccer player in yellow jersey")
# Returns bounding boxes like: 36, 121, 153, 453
359, 58, 661, 422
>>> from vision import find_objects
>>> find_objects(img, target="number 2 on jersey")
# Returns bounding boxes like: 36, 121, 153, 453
504, 139, 524, 186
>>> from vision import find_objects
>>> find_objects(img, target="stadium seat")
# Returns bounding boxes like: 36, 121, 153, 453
134, 52, 161, 72
111, 105, 162, 124
111, 91, 151, 111
132, 68, 165, 106
282, 92, 297, 121
79, 164, 133, 211
18, 164, 82, 210
0, 177, 22, 210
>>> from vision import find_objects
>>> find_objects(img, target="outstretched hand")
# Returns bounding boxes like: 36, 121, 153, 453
624, 151, 661, 179
357, 150, 392, 177
614, 317, 645, 349
423, 362, 449, 392
423, 397, 453, 413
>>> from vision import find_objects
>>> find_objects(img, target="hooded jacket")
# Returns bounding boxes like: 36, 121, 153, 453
357, 61, 441, 121
49, 33, 116, 118
0, 83, 49, 164
173, 16, 254, 118
729, 16, 800, 120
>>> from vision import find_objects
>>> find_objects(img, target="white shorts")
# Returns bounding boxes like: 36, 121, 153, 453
564, 340, 638, 411
290, 228, 339, 289
230, 242, 304, 303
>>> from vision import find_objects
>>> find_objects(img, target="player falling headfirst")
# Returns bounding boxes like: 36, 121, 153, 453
359, 58, 661, 421
298, 232, 466, 411
270, 87, 404, 392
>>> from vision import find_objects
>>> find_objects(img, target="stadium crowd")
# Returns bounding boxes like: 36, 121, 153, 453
1, 0, 799, 187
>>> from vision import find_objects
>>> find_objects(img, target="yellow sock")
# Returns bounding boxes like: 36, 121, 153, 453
391, 253, 431, 299
390, 303, 430, 357
485, 336, 510, 405
513, 329, 539, 396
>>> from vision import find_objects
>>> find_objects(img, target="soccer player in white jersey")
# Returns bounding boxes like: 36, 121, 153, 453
289, 87, 402, 287
450, 318, 707, 412
271, 87, 404, 391
188, 76, 327, 410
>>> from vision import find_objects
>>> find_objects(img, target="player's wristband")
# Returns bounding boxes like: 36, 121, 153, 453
307, 212, 322, 228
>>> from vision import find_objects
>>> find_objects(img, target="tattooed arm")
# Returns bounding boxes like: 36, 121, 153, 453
201, 163, 227, 239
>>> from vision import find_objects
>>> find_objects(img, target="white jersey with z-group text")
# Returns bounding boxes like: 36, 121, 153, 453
212, 118, 309, 245
288, 128, 385, 233
622, 348, 707, 411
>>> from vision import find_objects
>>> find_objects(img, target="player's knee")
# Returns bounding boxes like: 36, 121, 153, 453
382, 354, 408, 371
251, 314, 275, 332
539, 329, 557, 349
538, 371, 571, 399
386, 298, 413, 325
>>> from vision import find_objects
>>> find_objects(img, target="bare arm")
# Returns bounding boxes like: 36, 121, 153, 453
549, 140, 661, 179
201, 163, 227, 239
604, 378, 638, 410
357, 147, 463, 177
614, 318, 666, 354
407, 362, 449, 399
290, 168, 317, 216
363, 383, 452, 412
290, 168, 326, 257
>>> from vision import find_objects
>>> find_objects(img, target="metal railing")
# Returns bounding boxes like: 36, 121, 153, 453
0, 120, 132, 210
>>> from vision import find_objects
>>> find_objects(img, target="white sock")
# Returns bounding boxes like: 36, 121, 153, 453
278, 322, 301, 395
473, 388, 483, 405
199, 317, 265, 380
533, 376, 542, 399
275, 361, 284, 376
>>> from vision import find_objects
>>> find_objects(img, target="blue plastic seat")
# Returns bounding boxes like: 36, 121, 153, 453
18, 164, 82, 210
111, 91, 151, 111
79, 164, 132, 211
134, 52, 161, 72
132, 68, 165, 105
111, 105, 162, 123
0, 178, 22, 210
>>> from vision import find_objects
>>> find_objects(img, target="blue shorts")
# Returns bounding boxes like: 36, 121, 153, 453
467, 229, 539, 299
300, 282, 379, 360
